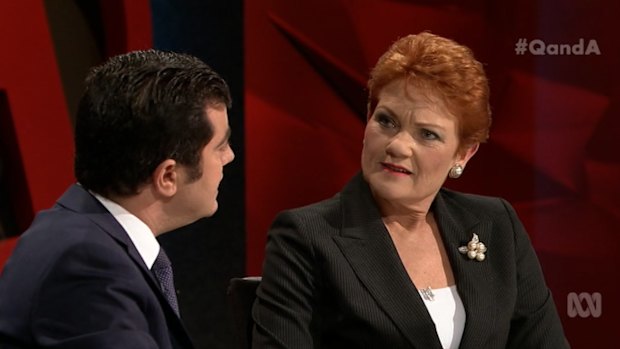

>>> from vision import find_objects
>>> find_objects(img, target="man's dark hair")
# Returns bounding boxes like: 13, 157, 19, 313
74, 49, 231, 197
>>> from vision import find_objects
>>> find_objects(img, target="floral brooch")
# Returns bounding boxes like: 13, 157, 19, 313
458, 233, 487, 261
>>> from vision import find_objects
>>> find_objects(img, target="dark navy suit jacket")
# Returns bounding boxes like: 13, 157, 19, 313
0, 184, 194, 348
252, 173, 569, 348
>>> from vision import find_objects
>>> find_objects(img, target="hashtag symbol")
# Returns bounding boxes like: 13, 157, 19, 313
515, 38, 528, 55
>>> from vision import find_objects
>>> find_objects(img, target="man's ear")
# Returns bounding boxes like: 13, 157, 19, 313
152, 159, 178, 198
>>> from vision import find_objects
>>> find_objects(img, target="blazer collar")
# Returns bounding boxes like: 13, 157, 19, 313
431, 190, 497, 349
56, 184, 195, 347
333, 173, 496, 349
333, 173, 441, 348
56, 184, 135, 251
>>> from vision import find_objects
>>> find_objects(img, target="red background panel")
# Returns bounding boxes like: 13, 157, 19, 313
100, 0, 153, 57
0, 1, 74, 232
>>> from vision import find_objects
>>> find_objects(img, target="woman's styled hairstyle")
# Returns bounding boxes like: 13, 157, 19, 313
367, 32, 491, 151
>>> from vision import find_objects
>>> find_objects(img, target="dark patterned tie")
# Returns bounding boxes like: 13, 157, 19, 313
152, 248, 180, 317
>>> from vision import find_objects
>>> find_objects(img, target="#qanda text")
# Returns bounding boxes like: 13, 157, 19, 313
515, 38, 601, 56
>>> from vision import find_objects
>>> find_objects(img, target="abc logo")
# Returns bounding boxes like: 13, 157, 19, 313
567, 292, 601, 318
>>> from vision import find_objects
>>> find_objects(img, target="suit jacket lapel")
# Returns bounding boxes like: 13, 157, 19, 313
56, 184, 195, 347
57, 185, 153, 276
432, 190, 496, 349
332, 174, 443, 349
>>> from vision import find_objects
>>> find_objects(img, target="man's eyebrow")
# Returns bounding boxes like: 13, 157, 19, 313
217, 128, 232, 147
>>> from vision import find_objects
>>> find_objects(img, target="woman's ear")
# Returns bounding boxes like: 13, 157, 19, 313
459, 142, 479, 167
151, 159, 178, 198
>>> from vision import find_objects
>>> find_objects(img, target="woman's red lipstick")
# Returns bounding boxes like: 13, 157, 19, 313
380, 162, 412, 175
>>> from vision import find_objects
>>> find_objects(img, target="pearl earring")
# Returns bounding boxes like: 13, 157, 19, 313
449, 164, 464, 178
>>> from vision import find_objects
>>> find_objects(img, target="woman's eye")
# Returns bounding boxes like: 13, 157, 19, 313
421, 129, 439, 140
376, 114, 396, 128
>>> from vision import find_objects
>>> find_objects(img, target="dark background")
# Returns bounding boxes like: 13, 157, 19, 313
1, 1, 619, 348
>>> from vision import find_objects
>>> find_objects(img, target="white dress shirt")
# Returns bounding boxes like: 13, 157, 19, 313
419, 285, 466, 349
93, 193, 160, 269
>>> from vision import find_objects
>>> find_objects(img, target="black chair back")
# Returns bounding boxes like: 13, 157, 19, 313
227, 276, 261, 349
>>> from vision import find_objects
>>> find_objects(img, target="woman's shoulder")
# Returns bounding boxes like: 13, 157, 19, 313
276, 193, 343, 223
438, 187, 513, 215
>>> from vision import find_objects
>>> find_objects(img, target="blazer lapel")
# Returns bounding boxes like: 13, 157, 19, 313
332, 174, 443, 349
432, 191, 496, 349
57, 184, 195, 348
57, 185, 153, 276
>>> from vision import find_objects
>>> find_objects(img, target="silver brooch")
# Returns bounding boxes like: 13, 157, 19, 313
458, 233, 487, 261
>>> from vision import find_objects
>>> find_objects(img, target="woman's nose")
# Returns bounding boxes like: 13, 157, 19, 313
385, 132, 414, 158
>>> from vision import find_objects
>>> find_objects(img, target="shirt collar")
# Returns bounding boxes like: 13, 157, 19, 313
92, 192, 160, 269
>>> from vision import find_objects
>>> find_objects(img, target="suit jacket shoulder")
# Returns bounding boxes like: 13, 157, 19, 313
0, 184, 194, 349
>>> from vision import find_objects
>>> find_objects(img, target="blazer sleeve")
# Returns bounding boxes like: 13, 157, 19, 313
30, 241, 162, 349
252, 210, 319, 349
502, 199, 570, 348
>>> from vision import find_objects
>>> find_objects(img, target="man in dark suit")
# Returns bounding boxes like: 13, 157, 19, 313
0, 49, 235, 348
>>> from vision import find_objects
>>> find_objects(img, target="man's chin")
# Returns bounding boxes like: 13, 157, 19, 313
204, 201, 219, 217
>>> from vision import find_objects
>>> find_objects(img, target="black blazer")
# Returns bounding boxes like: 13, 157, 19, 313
0, 184, 194, 349
252, 173, 568, 348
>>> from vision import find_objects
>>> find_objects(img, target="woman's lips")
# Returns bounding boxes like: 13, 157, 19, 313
380, 162, 412, 175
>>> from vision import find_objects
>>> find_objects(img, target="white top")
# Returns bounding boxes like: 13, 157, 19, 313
418, 285, 466, 349
93, 193, 160, 269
